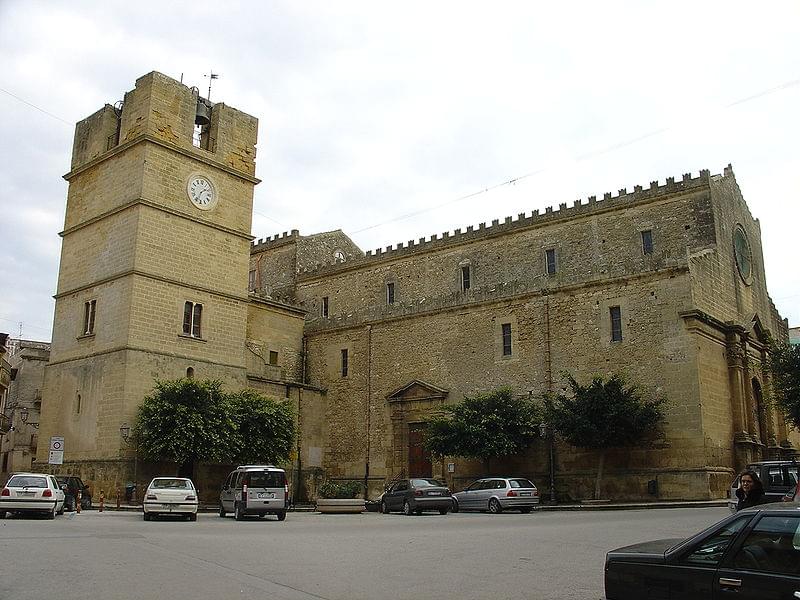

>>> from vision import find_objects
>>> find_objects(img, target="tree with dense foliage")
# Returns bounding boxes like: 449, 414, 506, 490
769, 342, 800, 429
424, 387, 541, 473
228, 388, 295, 465
135, 379, 295, 476
544, 374, 665, 500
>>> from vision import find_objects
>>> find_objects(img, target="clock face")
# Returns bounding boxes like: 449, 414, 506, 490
733, 225, 752, 283
187, 175, 216, 210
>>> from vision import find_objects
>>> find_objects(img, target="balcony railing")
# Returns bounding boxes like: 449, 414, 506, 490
0, 413, 10, 435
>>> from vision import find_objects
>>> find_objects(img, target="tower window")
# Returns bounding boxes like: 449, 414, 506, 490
269, 351, 279, 366
341, 349, 348, 377
76, 393, 82, 414
501, 323, 512, 356
248, 269, 256, 291
545, 249, 557, 275
186, 367, 195, 379
183, 301, 203, 338
461, 265, 471, 291
386, 282, 395, 304
641, 230, 654, 255
82, 300, 96, 335
321, 296, 329, 318
610, 306, 623, 342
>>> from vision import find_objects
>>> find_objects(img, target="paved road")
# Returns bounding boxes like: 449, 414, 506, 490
0, 507, 729, 600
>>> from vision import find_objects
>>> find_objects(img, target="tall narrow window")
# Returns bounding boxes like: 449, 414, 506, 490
545, 249, 557, 275
321, 296, 329, 318
641, 230, 653, 255
461, 265, 471, 291
610, 306, 623, 342
386, 282, 395, 304
76, 394, 82, 414
269, 351, 279, 365
341, 349, 349, 377
248, 269, 257, 291
501, 323, 512, 356
83, 300, 96, 335
183, 301, 203, 338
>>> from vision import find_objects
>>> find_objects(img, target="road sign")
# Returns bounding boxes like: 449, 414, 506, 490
49, 436, 64, 452
49, 450, 64, 465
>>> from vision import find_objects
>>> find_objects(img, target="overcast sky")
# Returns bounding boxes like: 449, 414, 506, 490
1, 1, 798, 342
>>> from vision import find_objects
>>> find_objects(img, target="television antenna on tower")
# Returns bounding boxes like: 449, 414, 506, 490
204, 71, 220, 100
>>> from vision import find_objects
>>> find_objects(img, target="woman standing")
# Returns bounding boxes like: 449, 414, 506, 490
735, 470, 766, 511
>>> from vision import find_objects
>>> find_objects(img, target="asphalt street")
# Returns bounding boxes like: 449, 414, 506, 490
0, 506, 730, 600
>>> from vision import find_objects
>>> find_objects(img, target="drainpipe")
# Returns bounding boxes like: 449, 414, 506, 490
364, 324, 372, 498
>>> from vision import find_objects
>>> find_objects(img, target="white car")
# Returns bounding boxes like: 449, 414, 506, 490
0, 472, 66, 519
142, 477, 199, 521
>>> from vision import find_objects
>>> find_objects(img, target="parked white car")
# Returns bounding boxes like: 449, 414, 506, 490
0, 472, 66, 519
142, 477, 198, 521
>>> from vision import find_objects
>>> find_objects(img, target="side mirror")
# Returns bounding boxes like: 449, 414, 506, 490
60, 484, 68, 491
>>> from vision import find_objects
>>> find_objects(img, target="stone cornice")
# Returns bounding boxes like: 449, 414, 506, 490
45, 344, 246, 369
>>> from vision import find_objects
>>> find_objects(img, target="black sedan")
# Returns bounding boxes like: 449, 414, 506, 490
605, 503, 800, 599
380, 478, 452, 515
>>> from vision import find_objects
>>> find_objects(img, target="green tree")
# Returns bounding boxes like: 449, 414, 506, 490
544, 374, 665, 500
135, 379, 236, 477
228, 388, 295, 465
424, 387, 541, 473
769, 342, 800, 429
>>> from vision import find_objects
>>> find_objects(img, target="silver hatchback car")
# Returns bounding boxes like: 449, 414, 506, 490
452, 477, 539, 514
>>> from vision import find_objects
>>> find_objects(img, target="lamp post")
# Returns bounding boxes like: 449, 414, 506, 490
539, 422, 557, 503
119, 423, 138, 504
19, 407, 39, 428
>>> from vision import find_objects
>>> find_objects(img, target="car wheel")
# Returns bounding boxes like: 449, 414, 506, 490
439, 507, 449, 515
219, 504, 226, 518
47, 506, 56, 520
451, 500, 459, 513
488, 498, 502, 514
380, 500, 388, 514
143, 512, 150, 521
189, 513, 197, 522
0, 511, 5, 519
403, 500, 413, 516
520, 507, 532, 514
276, 511, 287, 522
234, 502, 244, 521
81, 497, 92, 510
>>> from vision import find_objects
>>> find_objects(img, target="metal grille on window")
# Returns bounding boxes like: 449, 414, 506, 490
387, 282, 395, 304
83, 300, 96, 335
341, 349, 348, 377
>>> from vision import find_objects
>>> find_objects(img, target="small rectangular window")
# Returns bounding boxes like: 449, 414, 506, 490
321, 296, 329, 318
183, 301, 203, 338
461, 265, 471, 291
83, 300, 96, 335
386, 282, 395, 304
341, 349, 348, 377
641, 230, 653, 255
269, 351, 279, 366
248, 269, 256, 291
501, 323, 512, 356
545, 249, 557, 275
610, 306, 622, 342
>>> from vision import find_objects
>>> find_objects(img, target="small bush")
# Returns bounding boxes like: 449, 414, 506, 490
318, 480, 361, 499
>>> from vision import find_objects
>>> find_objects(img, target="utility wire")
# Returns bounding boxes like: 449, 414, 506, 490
0, 86, 72, 125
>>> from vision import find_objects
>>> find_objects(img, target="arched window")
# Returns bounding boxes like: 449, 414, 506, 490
186, 367, 195, 379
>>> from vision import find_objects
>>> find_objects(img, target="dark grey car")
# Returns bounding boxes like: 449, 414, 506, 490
380, 478, 452, 515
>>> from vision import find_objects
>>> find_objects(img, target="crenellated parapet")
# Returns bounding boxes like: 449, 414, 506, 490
250, 229, 301, 252
293, 168, 718, 280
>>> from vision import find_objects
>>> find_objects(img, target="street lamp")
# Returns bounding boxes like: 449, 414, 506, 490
19, 407, 39, 429
539, 422, 557, 503
119, 423, 137, 504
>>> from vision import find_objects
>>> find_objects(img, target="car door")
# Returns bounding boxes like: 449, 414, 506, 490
663, 513, 753, 599
459, 480, 482, 510
388, 481, 408, 510
220, 473, 234, 510
715, 514, 800, 600
49, 476, 64, 511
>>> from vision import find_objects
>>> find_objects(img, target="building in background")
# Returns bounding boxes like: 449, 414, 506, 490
789, 327, 800, 345
36, 72, 798, 502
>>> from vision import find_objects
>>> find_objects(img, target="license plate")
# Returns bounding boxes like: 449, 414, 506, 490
19, 492, 35, 497
162, 504, 173, 509
520, 492, 531, 496
427, 491, 441, 496
257, 492, 274, 499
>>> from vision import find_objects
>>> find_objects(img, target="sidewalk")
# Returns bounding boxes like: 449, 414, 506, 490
90, 499, 728, 513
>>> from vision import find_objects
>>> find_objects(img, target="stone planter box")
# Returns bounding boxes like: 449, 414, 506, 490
315, 499, 366, 514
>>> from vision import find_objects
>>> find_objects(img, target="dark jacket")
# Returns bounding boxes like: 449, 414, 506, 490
736, 486, 766, 511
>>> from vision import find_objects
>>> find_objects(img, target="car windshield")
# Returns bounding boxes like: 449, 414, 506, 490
151, 479, 191, 489
7, 475, 48, 488
411, 479, 442, 488
247, 472, 285, 488
509, 479, 535, 488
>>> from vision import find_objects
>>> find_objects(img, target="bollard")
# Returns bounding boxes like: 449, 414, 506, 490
99, 490, 105, 512
76, 490, 82, 514
116, 489, 121, 510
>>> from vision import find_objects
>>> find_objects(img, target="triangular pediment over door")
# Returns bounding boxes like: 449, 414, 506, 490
386, 379, 448, 404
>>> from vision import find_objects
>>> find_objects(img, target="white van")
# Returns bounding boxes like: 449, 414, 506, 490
219, 465, 288, 521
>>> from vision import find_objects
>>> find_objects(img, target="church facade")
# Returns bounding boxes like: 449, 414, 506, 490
36, 72, 796, 502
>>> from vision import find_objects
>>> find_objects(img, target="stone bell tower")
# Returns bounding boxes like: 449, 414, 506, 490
37, 72, 259, 487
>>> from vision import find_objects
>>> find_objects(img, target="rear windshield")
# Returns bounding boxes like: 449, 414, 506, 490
246, 471, 285, 488
151, 479, 192, 489
509, 479, 535, 488
410, 479, 443, 488
8, 475, 48, 488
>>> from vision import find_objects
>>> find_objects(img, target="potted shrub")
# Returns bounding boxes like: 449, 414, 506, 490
315, 480, 365, 514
